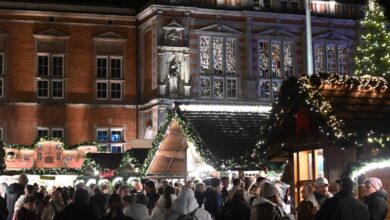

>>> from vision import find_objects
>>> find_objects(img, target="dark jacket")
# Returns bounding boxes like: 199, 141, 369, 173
362, 189, 388, 220
222, 199, 251, 220
90, 193, 108, 218
5, 183, 25, 220
99, 209, 133, 220
194, 190, 205, 208
251, 197, 293, 220
55, 202, 99, 220
0, 196, 8, 220
204, 187, 224, 220
315, 190, 369, 220
146, 192, 159, 211
14, 207, 40, 220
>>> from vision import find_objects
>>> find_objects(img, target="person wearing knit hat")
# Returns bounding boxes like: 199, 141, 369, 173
362, 177, 388, 220
251, 182, 295, 220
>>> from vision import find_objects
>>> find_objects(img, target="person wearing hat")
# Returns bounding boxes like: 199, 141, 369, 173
204, 178, 224, 220
362, 177, 388, 220
251, 181, 295, 220
315, 177, 369, 220
313, 177, 333, 207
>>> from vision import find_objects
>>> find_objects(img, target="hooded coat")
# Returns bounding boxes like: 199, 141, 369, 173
123, 203, 152, 220
151, 194, 177, 220
315, 190, 369, 220
5, 183, 24, 220
362, 189, 388, 220
251, 197, 295, 220
165, 187, 213, 220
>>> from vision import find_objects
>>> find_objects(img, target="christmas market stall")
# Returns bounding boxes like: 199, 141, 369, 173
78, 149, 147, 186
256, 73, 390, 207
142, 104, 272, 180
0, 138, 101, 187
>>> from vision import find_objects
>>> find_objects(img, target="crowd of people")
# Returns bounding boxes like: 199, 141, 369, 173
0, 174, 388, 220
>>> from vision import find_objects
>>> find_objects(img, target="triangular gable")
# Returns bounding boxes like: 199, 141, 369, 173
313, 31, 351, 41
93, 31, 127, 42
163, 20, 185, 30
33, 28, 69, 39
256, 28, 299, 39
195, 23, 242, 36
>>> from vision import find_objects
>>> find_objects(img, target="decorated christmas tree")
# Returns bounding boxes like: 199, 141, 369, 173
354, 0, 390, 77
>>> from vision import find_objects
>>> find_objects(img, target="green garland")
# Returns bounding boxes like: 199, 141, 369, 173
3, 168, 79, 175
342, 157, 390, 181
69, 141, 105, 152
118, 150, 142, 172
79, 156, 107, 175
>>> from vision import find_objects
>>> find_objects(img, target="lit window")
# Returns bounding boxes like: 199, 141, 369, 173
97, 128, 124, 153
111, 130, 123, 142
326, 45, 337, 73
314, 44, 348, 75
259, 80, 270, 100
272, 80, 283, 99
97, 129, 109, 142
199, 36, 238, 99
338, 46, 348, 75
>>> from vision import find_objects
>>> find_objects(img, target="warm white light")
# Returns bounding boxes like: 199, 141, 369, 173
179, 104, 272, 113
350, 159, 390, 180
86, 178, 96, 187
112, 177, 123, 185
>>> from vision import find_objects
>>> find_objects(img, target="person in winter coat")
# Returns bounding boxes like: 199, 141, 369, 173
251, 181, 295, 220
54, 188, 99, 220
204, 178, 224, 220
151, 185, 177, 220
297, 182, 318, 220
362, 177, 388, 220
144, 181, 159, 213
6, 174, 29, 220
227, 178, 242, 202
165, 187, 213, 220
123, 194, 152, 220
194, 183, 205, 208
315, 177, 369, 220
223, 189, 251, 220
14, 196, 40, 220
14, 185, 34, 216
313, 177, 333, 207
41, 191, 65, 220
0, 183, 9, 220
100, 194, 132, 220
247, 184, 260, 207
90, 187, 108, 219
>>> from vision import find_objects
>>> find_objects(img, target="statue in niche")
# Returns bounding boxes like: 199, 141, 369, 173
167, 29, 181, 45
168, 57, 180, 94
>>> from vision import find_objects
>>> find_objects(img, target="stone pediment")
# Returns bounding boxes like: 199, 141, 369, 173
313, 31, 351, 41
256, 28, 299, 39
196, 23, 241, 36
163, 20, 185, 30
93, 31, 127, 42
33, 28, 69, 39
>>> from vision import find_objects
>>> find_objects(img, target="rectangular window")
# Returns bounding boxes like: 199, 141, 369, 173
0, 53, 3, 76
272, 79, 283, 99
97, 129, 109, 142
213, 38, 224, 75
37, 128, 49, 138
200, 77, 211, 97
259, 80, 270, 100
200, 37, 211, 75
326, 45, 337, 73
0, 78, 3, 98
37, 80, 49, 98
225, 39, 237, 76
284, 42, 294, 78
315, 45, 325, 74
97, 57, 108, 78
111, 130, 123, 142
37, 55, 49, 76
226, 78, 237, 98
56, 152, 61, 161
110, 57, 122, 79
96, 81, 108, 99
271, 42, 282, 78
253, 0, 260, 7
110, 82, 122, 100
111, 145, 123, 153
338, 46, 348, 75
213, 77, 224, 98
259, 41, 270, 77
52, 80, 64, 99
264, 0, 271, 8
281, 0, 288, 9
52, 55, 64, 77
52, 129, 64, 138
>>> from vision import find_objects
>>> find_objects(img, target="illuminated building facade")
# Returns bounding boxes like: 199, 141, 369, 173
0, 0, 362, 154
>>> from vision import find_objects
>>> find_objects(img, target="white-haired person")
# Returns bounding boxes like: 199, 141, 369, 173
362, 177, 388, 220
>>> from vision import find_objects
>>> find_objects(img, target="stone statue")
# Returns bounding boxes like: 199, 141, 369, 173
168, 57, 180, 93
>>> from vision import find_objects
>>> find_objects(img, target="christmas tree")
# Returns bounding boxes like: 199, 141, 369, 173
354, 0, 390, 77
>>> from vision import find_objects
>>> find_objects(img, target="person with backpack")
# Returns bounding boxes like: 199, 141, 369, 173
165, 187, 213, 220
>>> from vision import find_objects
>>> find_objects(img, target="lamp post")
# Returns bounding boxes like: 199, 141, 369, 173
305, 0, 314, 75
